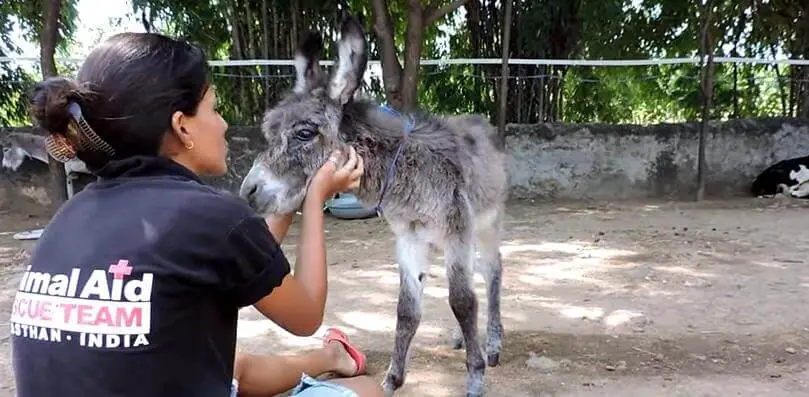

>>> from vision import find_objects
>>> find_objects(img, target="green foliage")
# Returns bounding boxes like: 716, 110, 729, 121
0, 0, 77, 126
4, 0, 809, 126
0, 65, 35, 126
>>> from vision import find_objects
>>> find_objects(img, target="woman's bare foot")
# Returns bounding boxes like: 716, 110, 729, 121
322, 328, 367, 377
326, 340, 359, 376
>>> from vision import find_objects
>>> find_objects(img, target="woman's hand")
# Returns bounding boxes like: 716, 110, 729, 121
308, 146, 364, 202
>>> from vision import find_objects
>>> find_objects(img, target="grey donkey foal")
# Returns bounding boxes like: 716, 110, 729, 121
239, 16, 508, 397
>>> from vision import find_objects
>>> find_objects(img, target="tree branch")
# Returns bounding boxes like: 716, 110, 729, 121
426, 0, 468, 25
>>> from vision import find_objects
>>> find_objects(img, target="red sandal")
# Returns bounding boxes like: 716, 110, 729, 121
323, 327, 367, 376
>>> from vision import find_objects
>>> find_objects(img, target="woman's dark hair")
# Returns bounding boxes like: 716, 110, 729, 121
29, 32, 209, 170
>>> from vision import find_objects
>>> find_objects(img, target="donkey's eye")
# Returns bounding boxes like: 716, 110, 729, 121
294, 128, 318, 141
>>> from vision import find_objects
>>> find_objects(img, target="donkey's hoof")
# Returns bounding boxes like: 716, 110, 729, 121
487, 352, 500, 367
465, 388, 484, 397
450, 327, 464, 349
465, 370, 485, 397
381, 382, 395, 397
382, 373, 403, 396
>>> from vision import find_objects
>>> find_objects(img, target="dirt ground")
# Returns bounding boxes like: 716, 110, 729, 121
2, 197, 809, 396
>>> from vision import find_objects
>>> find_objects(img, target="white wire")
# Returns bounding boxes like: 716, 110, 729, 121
4, 56, 809, 67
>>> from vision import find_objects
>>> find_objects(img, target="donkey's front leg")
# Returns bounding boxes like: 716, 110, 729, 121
382, 232, 429, 396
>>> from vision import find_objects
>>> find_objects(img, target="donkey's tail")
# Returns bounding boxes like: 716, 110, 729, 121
448, 114, 504, 151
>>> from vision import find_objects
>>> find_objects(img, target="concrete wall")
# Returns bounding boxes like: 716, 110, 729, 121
3, 118, 809, 212
1, 127, 51, 212
505, 117, 809, 200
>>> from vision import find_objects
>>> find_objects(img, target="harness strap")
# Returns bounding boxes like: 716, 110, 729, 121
374, 105, 415, 216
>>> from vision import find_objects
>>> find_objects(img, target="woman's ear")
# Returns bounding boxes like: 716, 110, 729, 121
170, 110, 194, 148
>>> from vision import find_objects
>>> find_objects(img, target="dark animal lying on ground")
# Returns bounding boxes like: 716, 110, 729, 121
751, 155, 809, 198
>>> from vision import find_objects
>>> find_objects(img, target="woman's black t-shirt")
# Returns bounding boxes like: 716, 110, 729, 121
10, 156, 291, 397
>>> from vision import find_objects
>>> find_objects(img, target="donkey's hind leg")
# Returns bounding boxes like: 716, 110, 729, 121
475, 212, 504, 367
382, 228, 430, 396
449, 211, 504, 368
445, 221, 486, 396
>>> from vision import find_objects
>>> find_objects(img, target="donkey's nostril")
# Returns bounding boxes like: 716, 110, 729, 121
248, 184, 258, 198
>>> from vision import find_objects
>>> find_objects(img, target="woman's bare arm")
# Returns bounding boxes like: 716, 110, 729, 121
250, 148, 361, 336
252, 195, 328, 336
264, 212, 296, 244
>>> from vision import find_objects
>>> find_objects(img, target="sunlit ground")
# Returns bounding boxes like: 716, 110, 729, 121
5, 199, 809, 396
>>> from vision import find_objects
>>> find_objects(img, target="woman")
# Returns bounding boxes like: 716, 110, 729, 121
10, 32, 382, 397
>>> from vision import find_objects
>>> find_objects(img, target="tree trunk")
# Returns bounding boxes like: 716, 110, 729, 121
400, 1, 425, 111
244, 0, 258, 120
732, 62, 739, 117
271, 0, 280, 102
371, 0, 403, 109
272, 0, 278, 56
796, 2, 809, 118
557, 68, 566, 121
262, 0, 270, 108
291, 0, 299, 52
466, 0, 483, 113
697, 0, 715, 202
226, 0, 245, 120
371, 0, 467, 111
549, 69, 560, 122
537, 67, 546, 122
770, 43, 788, 116
42, 0, 67, 207
496, 0, 513, 150
731, 7, 746, 118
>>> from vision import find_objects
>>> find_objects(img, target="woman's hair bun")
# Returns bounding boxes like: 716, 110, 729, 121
29, 77, 83, 136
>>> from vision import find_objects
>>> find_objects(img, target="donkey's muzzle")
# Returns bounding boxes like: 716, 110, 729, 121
239, 165, 282, 213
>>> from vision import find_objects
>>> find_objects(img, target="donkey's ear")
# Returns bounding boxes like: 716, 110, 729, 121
293, 32, 325, 94
328, 15, 368, 105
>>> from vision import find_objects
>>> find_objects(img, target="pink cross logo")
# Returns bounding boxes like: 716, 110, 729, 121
108, 259, 133, 279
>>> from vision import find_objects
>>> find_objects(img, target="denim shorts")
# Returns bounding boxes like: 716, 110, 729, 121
230, 374, 358, 397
